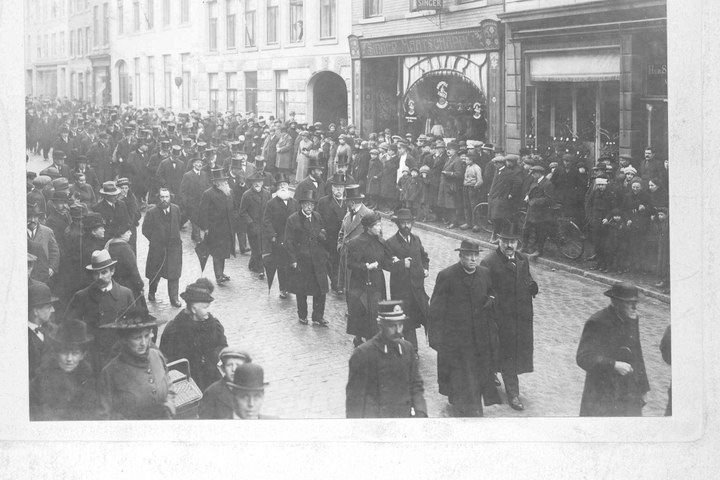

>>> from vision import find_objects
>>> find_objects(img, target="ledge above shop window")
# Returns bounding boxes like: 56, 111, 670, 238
446, 1, 488, 13
358, 16, 386, 24
315, 38, 339, 46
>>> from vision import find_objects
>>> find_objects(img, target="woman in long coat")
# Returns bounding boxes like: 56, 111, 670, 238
379, 149, 400, 211
365, 149, 383, 207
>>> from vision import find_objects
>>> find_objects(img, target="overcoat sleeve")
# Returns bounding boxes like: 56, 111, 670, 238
345, 349, 370, 418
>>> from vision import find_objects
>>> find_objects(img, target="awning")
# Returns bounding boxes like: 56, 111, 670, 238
529, 49, 620, 82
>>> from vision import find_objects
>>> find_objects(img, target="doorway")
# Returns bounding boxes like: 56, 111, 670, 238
308, 71, 347, 126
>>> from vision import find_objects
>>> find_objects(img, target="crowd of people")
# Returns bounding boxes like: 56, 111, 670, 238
25, 96, 670, 420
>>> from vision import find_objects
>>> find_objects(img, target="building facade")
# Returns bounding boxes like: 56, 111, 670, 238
67, 0, 93, 102
500, 0, 668, 161
25, 0, 71, 98
349, 0, 504, 143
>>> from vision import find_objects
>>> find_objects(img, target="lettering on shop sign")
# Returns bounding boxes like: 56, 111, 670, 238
416, 0, 443, 10
648, 64, 667, 76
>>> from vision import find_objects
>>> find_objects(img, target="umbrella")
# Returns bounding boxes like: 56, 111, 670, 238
262, 253, 276, 291
194, 239, 210, 272
359, 270, 382, 331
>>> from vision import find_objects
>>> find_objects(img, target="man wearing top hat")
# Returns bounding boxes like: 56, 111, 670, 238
428, 240, 501, 417
263, 173, 298, 299
294, 157, 326, 202
284, 189, 329, 326
239, 171, 272, 279
252, 155, 276, 190
179, 155, 211, 242
521, 164, 557, 257
65, 250, 136, 372
28, 282, 60, 382
27, 202, 60, 285
384, 209, 430, 354
577, 281, 650, 416
227, 152, 254, 254
156, 145, 186, 198
337, 185, 374, 295
198, 168, 237, 284
480, 223, 538, 411
346, 300, 428, 418
92, 181, 131, 241
317, 173, 348, 295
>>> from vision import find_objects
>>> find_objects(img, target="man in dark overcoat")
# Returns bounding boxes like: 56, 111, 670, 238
142, 187, 183, 306
576, 282, 650, 416
87, 132, 115, 187
227, 153, 255, 254
521, 165, 557, 256
28, 282, 59, 381
239, 171, 272, 279
428, 240, 501, 417
27, 203, 60, 286
317, 173, 347, 294
480, 225, 538, 411
156, 145, 186, 198
294, 158, 326, 201
179, 156, 210, 242
92, 181, 131, 241
337, 185, 374, 296
487, 154, 524, 240
263, 173, 298, 298
384, 209, 429, 353
198, 168, 236, 284
284, 189, 329, 326
345, 212, 391, 347
346, 300, 427, 418
436, 141, 465, 227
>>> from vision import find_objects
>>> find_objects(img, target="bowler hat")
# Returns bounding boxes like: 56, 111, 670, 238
99, 181, 121, 196
328, 172, 347, 186
180, 282, 215, 304
391, 208, 414, 223
100, 307, 165, 330
86, 249, 117, 271
209, 168, 229, 182
49, 318, 93, 346
376, 300, 408, 322
604, 281, 639, 302
455, 240, 481, 253
160, 140, 171, 150
274, 172, 291, 185
246, 171, 266, 183
361, 211, 382, 229
228, 362, 269, 392
28, 282, 59, 307
344, 184, 365, 201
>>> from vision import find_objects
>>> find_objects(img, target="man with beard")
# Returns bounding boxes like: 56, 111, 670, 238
294, 158, 326, 201
263, 173, 298, 299
179, 156, 210, 242
346, 300, 427, 418
317, 173, 347, 295
481, 224, 538, 411
284, 189, 330, 326
27, 203, 60, 286
199, 169, 237, 284
345, 212, 390, 347
28, 282, 60, 382
92, 181, 131, 241
239, 171, 272, 280
428, 240, 501, 417
142, 188, 183, 307
577, 282, 650, 416
117, 178, 141, 253
384, 209, 430, 354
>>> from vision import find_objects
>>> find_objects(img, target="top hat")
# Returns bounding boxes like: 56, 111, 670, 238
455, 240, 481, 253
230, 141, 244, 153
344, 184, 365, 201
391, 208, 414, 223
274, 172, 291, 185
227, 363, 268, 391
171, 145, 182, 154
99, 181, 121, 196
295, 189, 319, 204
28, 282, 59, 308
604, 281, 640, 302
228, 155, 245, 169
209, 168, 229, 182
361, 211, 382, 229
254, 155, 265, 165
49, 318, 94, 346
376, 300, 408, 322
196, 141, 207, 151
496, 222, 522, 241
327, 172, 348, 186
246, 171, 266, 183
86, 249, 117, 271
306, 158, 325, 170
180, 281, 215, 304
218, 347, 252, 364
99, 307, 165, 330
160, 140, 171, 150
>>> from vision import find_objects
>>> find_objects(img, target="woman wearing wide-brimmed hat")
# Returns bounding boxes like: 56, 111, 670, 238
98, 308, 176, 420
30, 319, 99, 421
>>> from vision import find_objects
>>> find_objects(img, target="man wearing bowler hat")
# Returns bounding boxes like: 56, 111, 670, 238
481, 223, 538, 411
346, 300, 428, 418
199, 168, 237, 284
28, 282, 59, 381
384, 209, 430, 354
577, 281, 650, 416
428, 240, 501, 417
263, 172, 298, 299
227, 363, 275, 419
92, 181, 131, 241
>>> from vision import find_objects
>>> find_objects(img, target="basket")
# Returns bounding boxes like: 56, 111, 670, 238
167, 358, 203, 419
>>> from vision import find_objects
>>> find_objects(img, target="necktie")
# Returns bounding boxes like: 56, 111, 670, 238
34, 327, 42, 335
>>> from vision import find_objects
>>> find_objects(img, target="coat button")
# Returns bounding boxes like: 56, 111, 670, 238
149, 378, 155, 384
146, 369, 151, 374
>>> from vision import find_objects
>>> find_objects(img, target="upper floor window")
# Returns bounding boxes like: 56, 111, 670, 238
226, 0, 236, 49
365, 0, 381, 17
180, 0, 189, 23
133, 1, 140, 31
117, 0, 124, 34
267, 0, 278, 45
289, 0, 303, 43
208, 1, 218, 51
162, 0, 170, 25
319, 0, 335, 39
244, 0, 256, 48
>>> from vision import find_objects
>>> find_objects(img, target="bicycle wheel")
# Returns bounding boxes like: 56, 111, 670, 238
556, 218, 585, 260
472, 202, 493, 234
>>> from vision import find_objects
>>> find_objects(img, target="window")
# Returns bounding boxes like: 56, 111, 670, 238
208, 73, 219, 112
181, 53, 191, 109
51, 33, 56, 57
93, 6, 99, 45
133, 1, 140, 31
208, 1, 217, 51
85, 27, 90, 53
103, 3, 109, 44
319, 0, 335, 39
70, 31, 75, 56
226, 72, 237, 112
162, 0, 170, 25
226, 0, 236, 49
78, 72, 84, 100
163, 54, 172, 107
365, 0, 380, 18
36, 35, 41, 58
134, 57, 141, 105
180, 0, 189, 23
146, 0, 154, 29
44, 34, 48, 58
60, 32, 65, 56
275, 70, 288, 121
244, 0, 255, 47
117, 0, 124, 34
267, 0, 278, 45
289, 0, 303, 43
245, 71, 257, 114
147, 56, 155, 105
71, 72, 76, 99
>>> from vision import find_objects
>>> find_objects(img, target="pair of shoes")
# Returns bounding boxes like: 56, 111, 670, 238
472, 226, 481, 233
298, 317, 308, 325
599, 267, 608, 273
335, 289, 344, 296
509, 396, 524, 411
494, 373, 502, 387
258, 272, 265, 280
148, 292, 156, 302
586, 254, 597, 261
279, 291, 288, 299
352, 336, 364, 348
216, 275, 230, 284
655, 281, 668, 288
459, 224, 470, 230
312, 319, 329, 327
170, 299, 182, 308
448, 223, 459, 229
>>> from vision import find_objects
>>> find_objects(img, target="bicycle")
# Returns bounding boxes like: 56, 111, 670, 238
472, 202, 526, 236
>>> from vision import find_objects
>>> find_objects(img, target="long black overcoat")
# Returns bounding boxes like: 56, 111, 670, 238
198, 186, 236, 259
384, 231, 429, 329
142, 203, 183, 280
284, 211, 329, 296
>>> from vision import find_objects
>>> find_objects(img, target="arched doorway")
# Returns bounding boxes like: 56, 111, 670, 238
307, 71, 347, 127
116, 60, 130, 104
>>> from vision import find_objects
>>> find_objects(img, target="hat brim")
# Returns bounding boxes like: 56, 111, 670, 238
99, 189, 121, 196
226, 382, 268, 391
48, 333, 94, 345
100, 319, 166, 330
85, 259, 118, 271
377, 315, 409, 322
30, 295, 60, 307
346, 194, 365, 200
391, 215, 414, 223
455, 248, 482, 253
603, 290, 639, 301
179, 292, 215, 303
496, 234, 522, 241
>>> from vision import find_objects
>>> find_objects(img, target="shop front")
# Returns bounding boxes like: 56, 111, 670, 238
349, 19, 502, 143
